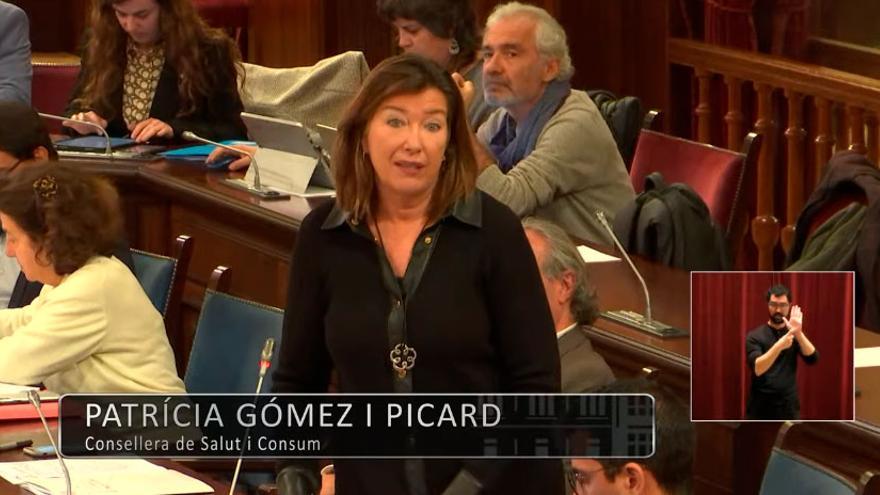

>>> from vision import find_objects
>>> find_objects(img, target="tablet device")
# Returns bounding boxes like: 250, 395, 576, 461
241, 112, 334, 190
54, 136, 136, 152
241, 112, 317, 157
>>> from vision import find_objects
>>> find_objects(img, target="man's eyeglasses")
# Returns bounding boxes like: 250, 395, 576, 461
768, 302, 790, 309
567, 465, 607, 494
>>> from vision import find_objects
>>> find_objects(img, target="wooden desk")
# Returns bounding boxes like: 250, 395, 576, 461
0, 418, 238, 494
83, 156, 694, 388
583, 254, 690, 399
61, 156, 880, 495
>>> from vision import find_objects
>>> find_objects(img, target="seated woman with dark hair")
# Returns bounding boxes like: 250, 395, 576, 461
64, 0, 247, 143
0, 100, 134, 309
377, 0, 491, 128
0, 163, 183, 393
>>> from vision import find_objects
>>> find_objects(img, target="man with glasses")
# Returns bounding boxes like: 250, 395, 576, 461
568, 379, 693, 495
0, 101, 58, 308
745, 284, 818, 420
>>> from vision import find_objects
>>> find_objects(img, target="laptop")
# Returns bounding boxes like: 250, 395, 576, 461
240, 112, 334, 195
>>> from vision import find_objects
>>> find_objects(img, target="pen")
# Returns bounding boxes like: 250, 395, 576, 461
0, 439, 32, 452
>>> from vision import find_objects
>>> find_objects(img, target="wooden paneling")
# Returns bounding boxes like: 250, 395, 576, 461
10, 0, 87, 52
557, 0, 669, 117
322, 0, 393, 70
169, 206, 291, 307
248, 0, 324, 67
806, 37, 880, 81
693, 423, 780, 495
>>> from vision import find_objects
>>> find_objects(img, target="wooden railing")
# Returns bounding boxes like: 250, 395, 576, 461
668, 38, 880, 270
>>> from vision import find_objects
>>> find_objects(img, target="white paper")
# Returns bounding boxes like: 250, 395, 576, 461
855, 346, 880, 368
577, 245, 620, 263
0, 383, 39, 396
0, 382, 39, 402
0, 459, 212, 495
250, 147, 320, 195
291, 186, 336, 198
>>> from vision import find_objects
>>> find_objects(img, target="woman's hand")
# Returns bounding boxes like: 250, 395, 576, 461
129, 118, 174, 143
206, 144, 256, 171
63, 111, 108, 135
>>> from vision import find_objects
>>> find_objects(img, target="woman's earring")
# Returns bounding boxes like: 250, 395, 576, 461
449, 38, 460, 55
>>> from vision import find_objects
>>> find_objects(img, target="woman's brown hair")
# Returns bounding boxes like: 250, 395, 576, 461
0, 163, 122, 276
73, 0, 243, 120
333, 54, 478, 223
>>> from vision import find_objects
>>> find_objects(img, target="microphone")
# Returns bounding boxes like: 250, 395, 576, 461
595, 210, 683, 337
228, 337, 276, 495
39, 112, 114, 158
259, 337, 275, 379
27, 390, 72, 495
181, 131, 289, 200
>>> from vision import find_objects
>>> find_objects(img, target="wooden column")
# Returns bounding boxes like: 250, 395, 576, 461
847, 105, 866, 154
814, 97, 835, 187
695, 69, 713, 144
866, 112, 879, 165
835, 104, 848, 155
724, 76, 745, 151
782, 90, 806, 254
751, 82, 780, 270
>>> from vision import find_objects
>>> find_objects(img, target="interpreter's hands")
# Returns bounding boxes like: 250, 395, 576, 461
783, 305, 803, 337
451, 72, 475, 110
63, 111, 108, 135
206, 144, 256, 171
129, 118, 174, 143
776, 331, 795, 351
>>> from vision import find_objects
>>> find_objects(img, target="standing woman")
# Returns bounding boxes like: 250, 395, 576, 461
377, 0, 493, 128
273, 55, 563, 495
64, 0, 247, 143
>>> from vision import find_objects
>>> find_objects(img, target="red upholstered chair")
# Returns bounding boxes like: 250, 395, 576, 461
32, 62, 80, 132
192, 0, 250, 57
629, 127, 762, 262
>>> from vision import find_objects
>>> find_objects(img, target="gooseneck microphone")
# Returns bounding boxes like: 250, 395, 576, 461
228, 337, 276, 495
595, 210, 682, 337
181, 131, 289, 200
38, 112, 114, 158
27, 390, 71, 495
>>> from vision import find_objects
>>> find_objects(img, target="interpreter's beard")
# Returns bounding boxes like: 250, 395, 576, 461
770, 312, 785, 325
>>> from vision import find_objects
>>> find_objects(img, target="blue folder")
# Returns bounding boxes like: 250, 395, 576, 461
159, 140, 256, 169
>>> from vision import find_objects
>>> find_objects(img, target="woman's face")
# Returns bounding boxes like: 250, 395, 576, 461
363, 88, 449, 206
112, 0, 162, 45
393, 18, 453, 68
1, 212, 55, 285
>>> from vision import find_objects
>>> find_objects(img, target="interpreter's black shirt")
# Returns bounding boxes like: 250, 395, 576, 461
745, 323, 819, 398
